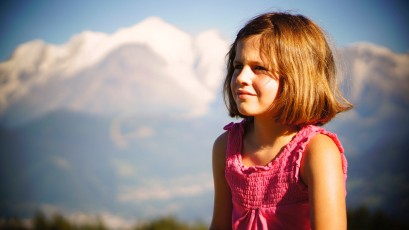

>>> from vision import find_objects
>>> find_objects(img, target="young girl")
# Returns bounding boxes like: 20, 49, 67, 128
210, 12, 353, 230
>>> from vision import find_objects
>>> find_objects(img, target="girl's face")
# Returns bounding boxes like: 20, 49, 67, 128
231, 35, 280, 118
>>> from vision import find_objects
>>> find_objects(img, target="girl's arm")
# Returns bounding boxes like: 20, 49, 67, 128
301, 134, 347, 230
210, 132, 233, 230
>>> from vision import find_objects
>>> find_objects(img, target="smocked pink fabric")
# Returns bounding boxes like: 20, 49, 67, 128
224, 120, 347, 230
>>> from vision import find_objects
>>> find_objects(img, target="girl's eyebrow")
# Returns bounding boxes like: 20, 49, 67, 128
234, 59, 266, 67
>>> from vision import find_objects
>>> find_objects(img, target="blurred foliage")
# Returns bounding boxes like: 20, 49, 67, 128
1, 207, 408, 230
0, 211, 108, 230
347, 206, 409, 230
0, 212, 206, 230
134, 216, 207, 230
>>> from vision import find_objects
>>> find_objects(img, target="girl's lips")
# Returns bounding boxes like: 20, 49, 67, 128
237, 89, 256, 99
237, 89, 256, 96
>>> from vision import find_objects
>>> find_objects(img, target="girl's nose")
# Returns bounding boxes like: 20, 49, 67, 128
235, 66, 252, 85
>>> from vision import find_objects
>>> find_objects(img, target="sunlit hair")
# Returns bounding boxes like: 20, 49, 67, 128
223, 12, 353, 126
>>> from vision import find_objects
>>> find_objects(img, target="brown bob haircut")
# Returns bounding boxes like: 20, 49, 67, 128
224, 12, 353, 126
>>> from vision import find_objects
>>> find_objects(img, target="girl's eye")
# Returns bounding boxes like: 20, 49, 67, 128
254, 66, 267, 71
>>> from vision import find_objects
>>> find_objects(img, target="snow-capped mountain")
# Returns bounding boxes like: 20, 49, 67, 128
0, 17, 229, 126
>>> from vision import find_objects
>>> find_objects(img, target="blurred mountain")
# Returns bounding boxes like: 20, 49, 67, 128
0, 17, 408, 227
328, 43, 409, 219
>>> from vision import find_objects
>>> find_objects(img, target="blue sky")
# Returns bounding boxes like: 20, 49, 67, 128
0, 0, 408, 61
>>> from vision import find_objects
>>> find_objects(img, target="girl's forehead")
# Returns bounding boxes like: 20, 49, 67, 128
235, 35, 277, 71
235, 36, 262, 59
237, 35, 262, 50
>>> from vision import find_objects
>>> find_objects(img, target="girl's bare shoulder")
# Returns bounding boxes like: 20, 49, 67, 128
301, 133, 343, 184
307, 134, 340, 155
212, 132, 228, 165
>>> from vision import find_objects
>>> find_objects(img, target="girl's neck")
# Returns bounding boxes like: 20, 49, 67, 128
247, 116, 298, 147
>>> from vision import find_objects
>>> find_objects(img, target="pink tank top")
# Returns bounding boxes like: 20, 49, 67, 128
224, 120, 347, 230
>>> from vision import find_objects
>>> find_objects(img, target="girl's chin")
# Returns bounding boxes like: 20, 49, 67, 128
237, 109, 256, 117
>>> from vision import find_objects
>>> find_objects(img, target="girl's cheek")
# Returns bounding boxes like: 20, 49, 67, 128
260, 77, 278, 88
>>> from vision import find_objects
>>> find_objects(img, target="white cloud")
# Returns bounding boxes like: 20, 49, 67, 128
194, 30, 229, 91
112, 159, 136, 178
343, 42, 409, 104
110, 115, 156, 149
117, 173, 213, 203
332, 42, 409, 132
0, 17, 230, 125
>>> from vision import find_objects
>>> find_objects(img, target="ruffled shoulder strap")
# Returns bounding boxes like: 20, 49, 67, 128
292, 125, 348, 193
223, 120, 246, 158
294, 125, 344, 152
